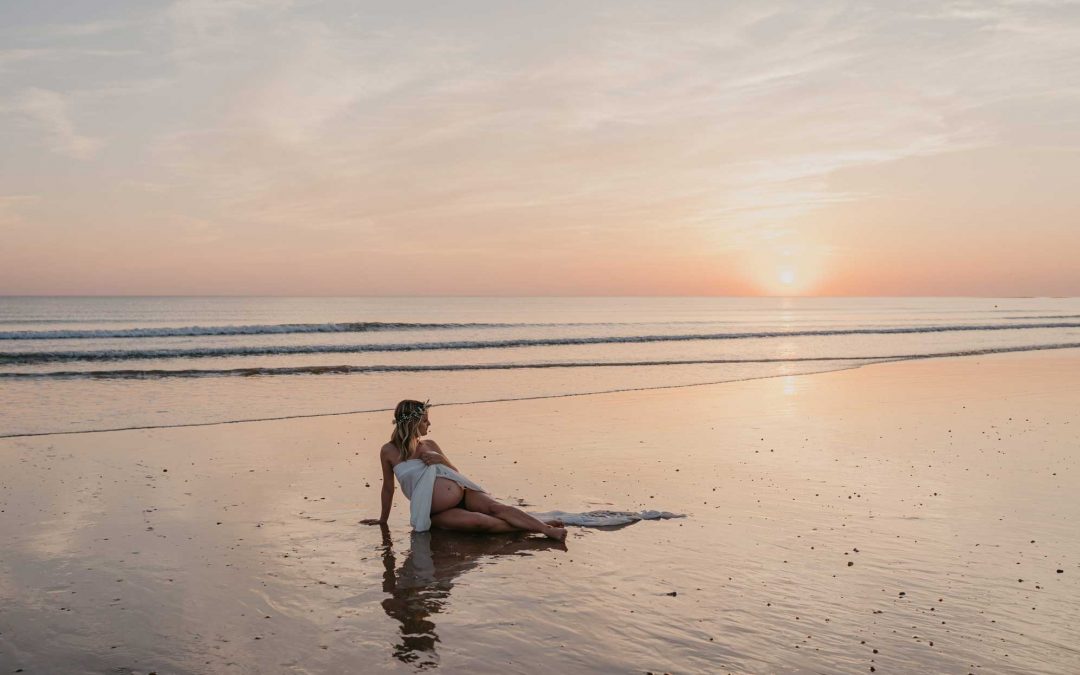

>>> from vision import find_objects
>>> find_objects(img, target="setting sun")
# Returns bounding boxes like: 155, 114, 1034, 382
737, 238, 829, 296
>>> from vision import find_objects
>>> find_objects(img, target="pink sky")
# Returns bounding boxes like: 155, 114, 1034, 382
2, 2, 1078, 296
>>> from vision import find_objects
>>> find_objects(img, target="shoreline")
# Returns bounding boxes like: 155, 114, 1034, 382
6, 342, 1080, 440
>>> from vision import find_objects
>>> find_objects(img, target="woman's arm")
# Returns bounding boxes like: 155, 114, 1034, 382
419, 440, 458, 471
362, 447, 396, 525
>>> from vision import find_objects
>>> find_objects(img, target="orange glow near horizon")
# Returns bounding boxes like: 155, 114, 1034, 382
733, 236, 832, 297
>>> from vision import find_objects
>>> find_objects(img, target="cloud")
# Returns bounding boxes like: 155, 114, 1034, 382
13, 88, 103, 159
166, 0, 295, 61
140, 2, 994, 259
0, 48, 54, 71
4, 1, 1079, 293
0, 47, 143, 73
0, 195, 39, 229
232, 22, 436, 144
37, 17, 136, 38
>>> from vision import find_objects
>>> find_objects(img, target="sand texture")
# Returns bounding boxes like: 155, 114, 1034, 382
2, 351, 1079, 673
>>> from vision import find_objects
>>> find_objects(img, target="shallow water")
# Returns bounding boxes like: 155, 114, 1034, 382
1, 352, 1078, 673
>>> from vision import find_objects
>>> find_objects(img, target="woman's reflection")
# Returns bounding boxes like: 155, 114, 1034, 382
378, 525, 565, 667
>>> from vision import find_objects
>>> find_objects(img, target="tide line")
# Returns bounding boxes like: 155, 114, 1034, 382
0, 361, 883, 439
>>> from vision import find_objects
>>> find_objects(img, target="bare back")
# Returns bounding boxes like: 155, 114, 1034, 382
384, 440, 440, 470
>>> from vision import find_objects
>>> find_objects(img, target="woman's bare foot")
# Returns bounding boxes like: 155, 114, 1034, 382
544, 518, 565, 527
544, 526, 568, 542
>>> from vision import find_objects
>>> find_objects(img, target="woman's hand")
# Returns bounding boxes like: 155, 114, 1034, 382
419, 449, 445, 466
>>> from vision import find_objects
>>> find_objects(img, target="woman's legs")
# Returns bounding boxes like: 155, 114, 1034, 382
465, 491, 567, 542
430, 508, 518, 533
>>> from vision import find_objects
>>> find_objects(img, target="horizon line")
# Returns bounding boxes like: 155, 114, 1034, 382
1, 294, 1074, 300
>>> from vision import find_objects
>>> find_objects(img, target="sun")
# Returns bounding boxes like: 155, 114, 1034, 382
739, 236, 828, 295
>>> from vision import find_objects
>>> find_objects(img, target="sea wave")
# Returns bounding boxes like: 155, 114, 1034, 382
2, 321, 1079, 365
0, 321, 508, 340
7, 313, 1080, 341
8, 313, 1080, 340
4, 342, 1079, 379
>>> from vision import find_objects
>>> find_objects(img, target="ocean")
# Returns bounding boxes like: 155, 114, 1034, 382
2, 296, 1079, 437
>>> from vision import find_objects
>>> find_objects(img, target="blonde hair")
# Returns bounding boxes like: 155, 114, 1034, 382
390, 399, 428, 461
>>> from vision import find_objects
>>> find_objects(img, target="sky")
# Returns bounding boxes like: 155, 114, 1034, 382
1, 0, 1078, 296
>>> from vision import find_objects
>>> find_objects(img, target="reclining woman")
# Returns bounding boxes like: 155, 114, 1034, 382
361, 400, 568, 542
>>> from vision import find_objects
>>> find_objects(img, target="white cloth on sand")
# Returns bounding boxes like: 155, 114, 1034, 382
528, 509, 686, 528
393, 459, 486, 532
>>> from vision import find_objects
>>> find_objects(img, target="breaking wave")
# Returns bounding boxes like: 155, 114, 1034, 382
4, 342, 1079, 379
0, 321, 508, 340
3, 321, 1080, 365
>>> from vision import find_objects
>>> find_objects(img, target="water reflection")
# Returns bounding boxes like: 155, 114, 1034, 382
378, 526, 564, 668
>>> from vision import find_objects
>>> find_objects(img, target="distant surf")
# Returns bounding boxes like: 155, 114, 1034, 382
4, 296, 1079, 438
0, 321, 507, 340
4, 342, 1079, 379
0, 318, 766, 340
4, 321, 1079, 365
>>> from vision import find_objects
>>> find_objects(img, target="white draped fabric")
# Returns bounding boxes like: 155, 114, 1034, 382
528, 510, 686, 528
393, 459, 487, 532
393, 459, 685, 532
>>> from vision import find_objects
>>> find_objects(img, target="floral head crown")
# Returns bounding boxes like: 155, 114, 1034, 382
393, 400, 429, 426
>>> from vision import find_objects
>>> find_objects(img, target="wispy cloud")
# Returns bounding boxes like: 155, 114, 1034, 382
2, 0, 1079, 293
0, 48, 53, 71
36, 17, 137, 38
166, 0, 295, 61
13, 88, 103, 159
0, 195, 39, 229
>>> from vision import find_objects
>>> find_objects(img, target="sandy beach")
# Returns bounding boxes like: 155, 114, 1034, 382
2, 350, 1078, 673
7, 0, 1080, 670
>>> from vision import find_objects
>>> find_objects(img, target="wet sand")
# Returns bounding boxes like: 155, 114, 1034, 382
1, 350, 1079, 673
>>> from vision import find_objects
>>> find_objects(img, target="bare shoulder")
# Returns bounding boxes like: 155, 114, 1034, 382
423, 439, 445, 452
379, 442, 398, 460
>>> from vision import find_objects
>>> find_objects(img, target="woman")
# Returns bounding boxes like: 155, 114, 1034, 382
361, 400, 567, 542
